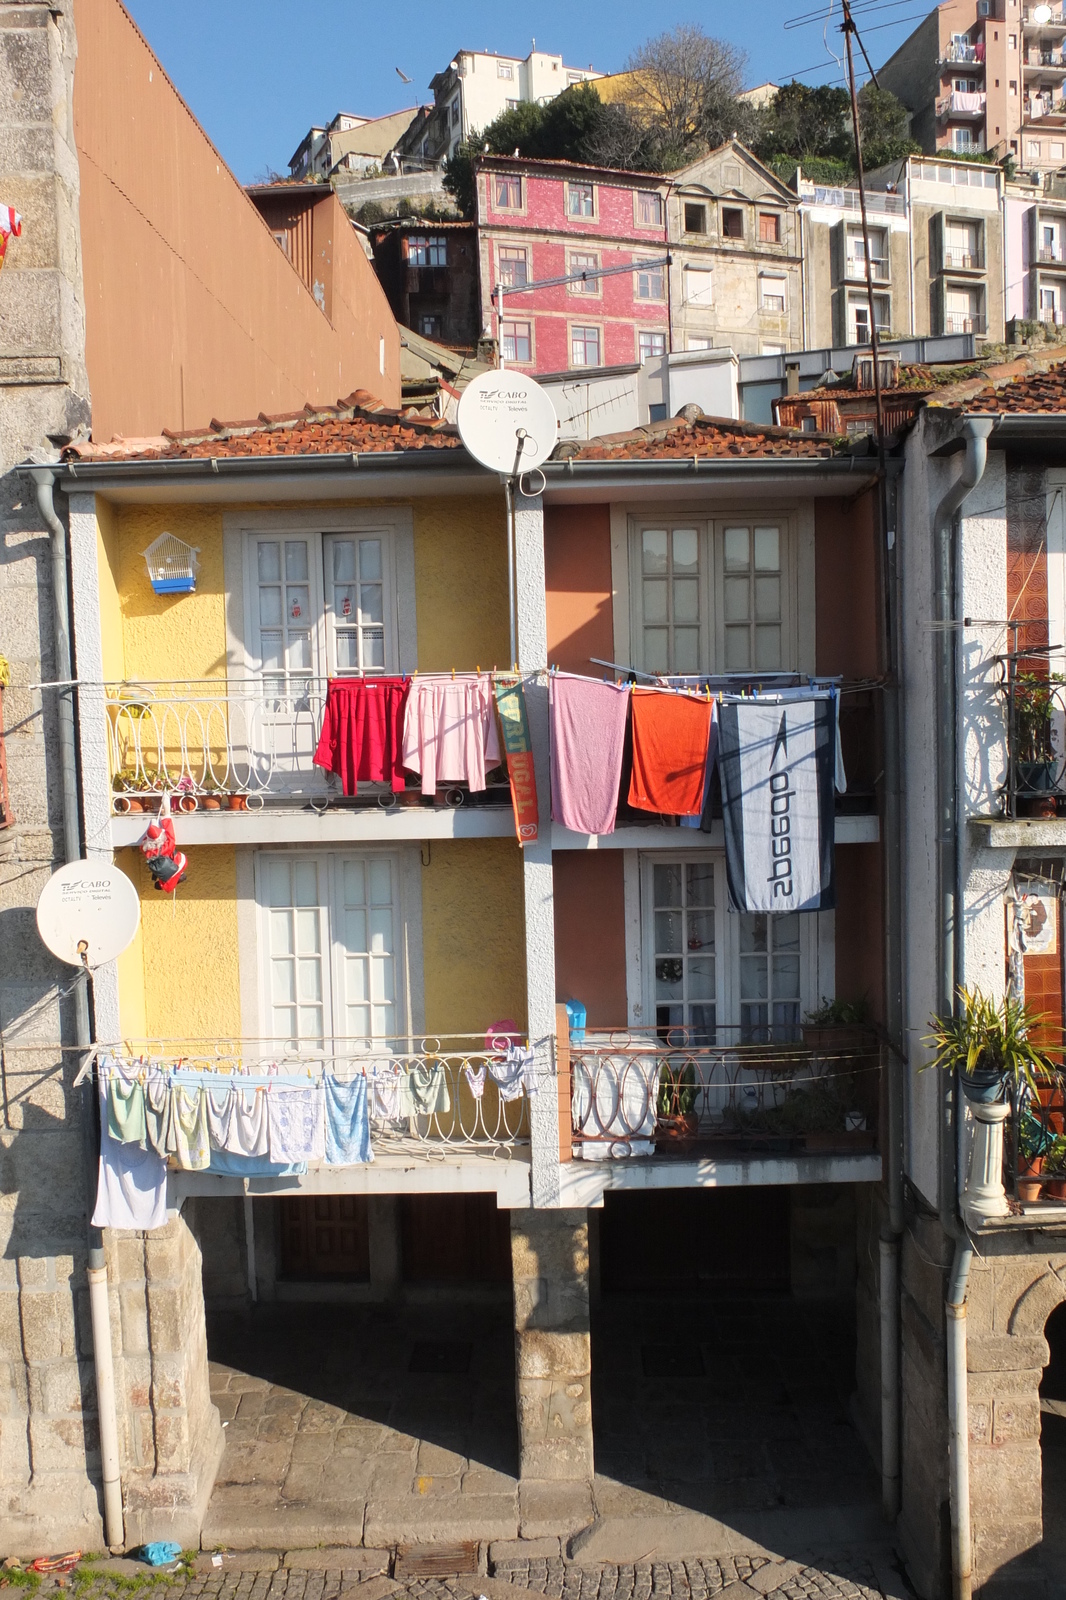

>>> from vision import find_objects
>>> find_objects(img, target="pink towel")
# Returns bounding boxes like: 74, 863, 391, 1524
550, 675, 631, 835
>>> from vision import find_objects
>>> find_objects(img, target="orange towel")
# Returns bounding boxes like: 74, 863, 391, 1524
628, 689, 713, 816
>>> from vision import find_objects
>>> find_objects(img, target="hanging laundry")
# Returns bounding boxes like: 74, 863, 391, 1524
494, 678, 539, 844
170, 1085, 211, 1170
108, 1068, 147, 1146
206, 1082, 270, 1157
397, 1061, 451, 1116
206, 1148, 307, 1177
680, 701, 720, 833
324, 1075, 373, 1164
92, 1068, 168, 1230
718, 695, 836, 913
402, 675, 501, 796
143, 1072, 175, 1156
267, 1085, 326, 1164
628, 689, 714, 816
313, 676, 410, 796
368, 1065, 403, 1124
462, 1064, 487, 1100
488, 1043, 538, 1102
549, 674, 630, 835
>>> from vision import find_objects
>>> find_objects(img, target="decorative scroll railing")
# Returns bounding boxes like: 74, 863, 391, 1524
569, 1024, 881, 1160
998, 640, 1066, 818
97, 1035, 535, 1154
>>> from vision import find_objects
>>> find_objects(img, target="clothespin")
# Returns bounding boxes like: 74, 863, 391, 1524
451, 665, 455, 680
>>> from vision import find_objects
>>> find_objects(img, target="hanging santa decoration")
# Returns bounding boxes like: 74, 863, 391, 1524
138, 795, 187, 893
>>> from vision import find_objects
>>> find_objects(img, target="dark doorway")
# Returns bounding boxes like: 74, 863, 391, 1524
280, 1195, 370, 1279
1040, 1300, 1066, 1569
600, 1186, 791, 1294
400, 1193, 512, 1284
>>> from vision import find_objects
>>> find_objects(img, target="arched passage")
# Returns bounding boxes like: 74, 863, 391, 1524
1040, 1299, 1066, 1570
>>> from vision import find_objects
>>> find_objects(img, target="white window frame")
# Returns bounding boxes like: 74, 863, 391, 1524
636, 852, 829, 1037
252, 846, 425, 1054
498, 243, 529, 287
570, 322, 603, 367
625, 511, 811, 677
567, 181, 596, 218
760, 272, 788, 313
224, 507, 417, 683
568, 249, 600, 296
635, 258, 666, 301
638, 329, 667, 361
683, 265, 714, 307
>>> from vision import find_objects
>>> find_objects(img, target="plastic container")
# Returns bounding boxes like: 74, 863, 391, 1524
565, 999, 586, 1045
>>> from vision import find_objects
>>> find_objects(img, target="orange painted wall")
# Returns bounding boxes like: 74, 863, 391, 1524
814, 491, 880, 678
834, 844, 885, 1024
72, 0, 400, 440
545, 504, 615, 674
553, 852, 628, 1027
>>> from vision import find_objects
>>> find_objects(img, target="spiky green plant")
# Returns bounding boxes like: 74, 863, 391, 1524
925, 986, 1059, 1096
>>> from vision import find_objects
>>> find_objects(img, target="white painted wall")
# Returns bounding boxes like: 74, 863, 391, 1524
540, 348, 740, 440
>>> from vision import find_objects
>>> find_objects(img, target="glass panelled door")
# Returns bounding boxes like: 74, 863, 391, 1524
325, 534, 388, 674
336, 855, 398, 1044
650, 859, 716, 1041
263, 856, 329, 1050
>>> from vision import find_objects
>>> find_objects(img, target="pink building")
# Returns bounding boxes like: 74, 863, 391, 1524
475, 156, 670, 374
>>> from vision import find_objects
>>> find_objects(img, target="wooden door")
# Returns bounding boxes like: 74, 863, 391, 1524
279, 1194, 370, 1279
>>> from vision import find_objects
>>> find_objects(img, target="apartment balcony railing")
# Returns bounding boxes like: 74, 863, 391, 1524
569, 1025, 881, 1160
845, 255, 890, 282
998, 640, 1066, 818
1039, 244, 1066, 261
942, 43, 983, 64
808, 186, 907, 216
1010, 1072, 1066, 1208
1026, 94, 1066, 117
100, 1035, 536, 1155
1040, 306, 1066, 323
1027, 48, 1066, 65
1025, 6, 1066, 26
944, 312, 987, 334
104, 678, 511, 813
943, 247, 983, 270
937, 90, 987, 118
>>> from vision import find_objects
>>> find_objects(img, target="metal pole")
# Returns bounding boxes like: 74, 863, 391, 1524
497, 280, 505, 370
841, 1, 887, 460
504, 475, 517, 666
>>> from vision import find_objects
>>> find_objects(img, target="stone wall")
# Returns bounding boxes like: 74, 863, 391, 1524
0, 0, 97, 1555
510, 1208, 593, 1482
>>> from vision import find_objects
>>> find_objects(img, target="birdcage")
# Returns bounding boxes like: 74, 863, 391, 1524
143, 532, 199, 595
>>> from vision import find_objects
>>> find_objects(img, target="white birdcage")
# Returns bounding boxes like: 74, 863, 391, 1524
143, 532, 200, 595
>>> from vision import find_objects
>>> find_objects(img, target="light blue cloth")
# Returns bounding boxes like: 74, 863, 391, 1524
207, 1149, 307, 1177
324, 1074, 373, 1165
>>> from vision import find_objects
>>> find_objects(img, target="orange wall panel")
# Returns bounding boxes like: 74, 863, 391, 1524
834, 843, 884, 1024
545, 504, 615, 674
73, 0, 400, 440
814, 491, 880, 679
553, 851, 628, 1028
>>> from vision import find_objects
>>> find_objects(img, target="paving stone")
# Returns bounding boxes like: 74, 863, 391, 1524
519, 1482, 595, 1541
193, 1555, 280, 1575
364, 1493, 519, 1546
282, 1551, 389, 1573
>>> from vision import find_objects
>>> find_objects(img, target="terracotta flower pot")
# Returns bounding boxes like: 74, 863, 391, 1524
201, 796, 221, 810
228, 794, 248, 811
1049, 1177, 1066, 1200
175, 794, 197, 813
1018, 1155, 1044, 1203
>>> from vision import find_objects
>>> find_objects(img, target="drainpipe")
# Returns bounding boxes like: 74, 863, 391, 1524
932, 416, 993, 1600
33, 470, 125, 1553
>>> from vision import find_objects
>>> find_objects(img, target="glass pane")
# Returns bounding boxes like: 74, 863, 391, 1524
369, 907, 393, 954
289, 631, 312, 670
360, 583, 384, 625
260, 631, 283, 673
687, 862, 714, 907
754, 624, 782, 670
724, 527, 749, 571
642, 529, 668, 574
724, 576, 750, 623
655, 961, 684, 1001
673, 577, 699, 623
655, 909, 682, 953
258, 542, 281, 582
368, 858, 392, 905
288, 585, 309, 621
773, 914, 800, 949
372, 1003, 395, 1037
344, 859, 366, 905
655, 864, 682, 906
335, 584, 356, 622
740, 958, 768, 1000
293, 860, 318, 907
772, 954, 800, 997
344, 907, 367, 953
740, 914, 768, 952
724, 627, 750, 671
347, 957, 369, 1002
297, 957, 323, 1001
270, 907, 293, 955
272, 961, 296, 1003
687, 909, 714, 950
673, 528, 698, 574
295, 907, 320, 955
674, 629, 699, 674
359, 539, 382, 581
259, 587, 282, 627
754, 527, 780, 571
690, 1004, 716, 1044
644, 628, 669, 674
363, 628, 385, 669
265, 861, 291, 908
298, 1005, 323, 1039
688, 957, 714, 999
336, 633, 359, 670
371, 953, 396, 1003
643, 578, 668, 624
754, 575, 780, 621
285, 541, 309, 581
332, 540, 356, 582
273, 1006, 297, 1040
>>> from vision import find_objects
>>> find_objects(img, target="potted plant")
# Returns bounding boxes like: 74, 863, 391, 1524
1044, 1133, 1066, 1200
1017, 1101, 1055, 1202
1012, 672, 1063, 816
656, 1056, 699, 1145
926, 987, 1057, 1103
802, 996, 870, 1055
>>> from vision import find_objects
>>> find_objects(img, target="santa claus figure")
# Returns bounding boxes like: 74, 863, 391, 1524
138, 798, 187, 893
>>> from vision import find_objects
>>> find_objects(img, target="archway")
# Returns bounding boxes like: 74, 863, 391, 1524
1040, 1299, 1066, 1568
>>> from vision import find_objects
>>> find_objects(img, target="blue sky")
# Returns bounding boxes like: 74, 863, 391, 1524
124, 1, 931, 184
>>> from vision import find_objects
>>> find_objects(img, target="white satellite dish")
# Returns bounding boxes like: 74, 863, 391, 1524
457, 369, 558, 476
36, 860, 140, 968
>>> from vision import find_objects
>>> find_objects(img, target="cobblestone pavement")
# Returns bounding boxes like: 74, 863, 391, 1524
490, 1554, 889, 1597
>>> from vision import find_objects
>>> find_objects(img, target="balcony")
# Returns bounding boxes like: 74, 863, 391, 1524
998, 645, 1066, 819
1026, 48, 1066, 66
1026, 93, 1066, 118
944, 312, 987, 333
941, 42, 984, 65
1040, 243, 1066, 261
943, 246, 984, 270
568, 1025, 882, 1162
1040, 305, 1066, 322
1025, 6, 1066, 26
937, 90, 987, 118
844, 254, 891, 283
103, 678, 513, 837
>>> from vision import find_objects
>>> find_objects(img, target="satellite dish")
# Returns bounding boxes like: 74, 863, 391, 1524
457, 369, 558, 476
36, 860, 140, 968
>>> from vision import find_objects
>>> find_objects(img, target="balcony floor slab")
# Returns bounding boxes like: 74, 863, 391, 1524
172, 1151, 533, 1207
554, 1152, 882, 1208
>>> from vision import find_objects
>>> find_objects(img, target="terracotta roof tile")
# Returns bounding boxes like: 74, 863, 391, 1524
929, 346, 1066, 410
556, 414, 843, 461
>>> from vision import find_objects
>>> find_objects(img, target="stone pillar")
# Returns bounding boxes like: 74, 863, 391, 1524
107, 1213, 224, 1547
961, 1101, 1010, 1229
510, 1208, 593, 1482
368, 1194, 402, 1301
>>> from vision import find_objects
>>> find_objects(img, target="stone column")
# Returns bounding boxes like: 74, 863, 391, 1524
961, 1101, 1010, 1229
510, 1208, 593, 1482
107, 1213, 224, 1547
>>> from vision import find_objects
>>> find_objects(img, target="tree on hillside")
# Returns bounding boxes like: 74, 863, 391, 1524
621, 24, 747, 167
754, 82, 852, 163
857, 82, 918, 169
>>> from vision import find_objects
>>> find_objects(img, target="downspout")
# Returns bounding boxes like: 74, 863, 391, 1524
932, 416, 993, 1600
33, 470, 125, 1553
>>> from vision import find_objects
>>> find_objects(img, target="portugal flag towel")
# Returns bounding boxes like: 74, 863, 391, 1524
718, 695, 835, 913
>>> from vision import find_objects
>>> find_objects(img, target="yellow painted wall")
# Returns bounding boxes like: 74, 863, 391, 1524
412, 496, 509, 670
115, 846, 242, 1045
96, 495, 508, 681
420, 838, 527, 1036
